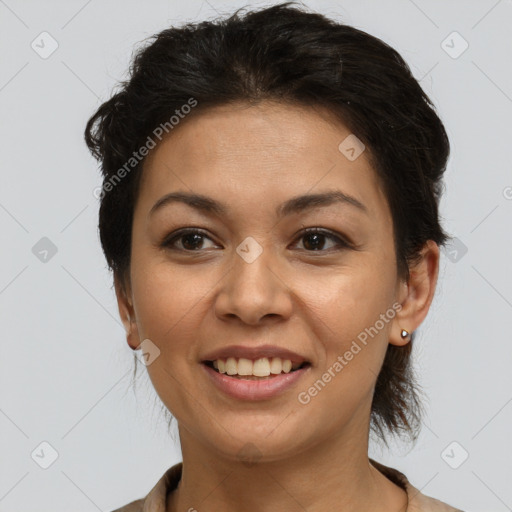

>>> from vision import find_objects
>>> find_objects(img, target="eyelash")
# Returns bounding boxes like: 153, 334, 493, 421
161, 227, 351, 253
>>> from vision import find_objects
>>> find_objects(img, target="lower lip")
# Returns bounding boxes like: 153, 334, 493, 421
201, 363, 310, 401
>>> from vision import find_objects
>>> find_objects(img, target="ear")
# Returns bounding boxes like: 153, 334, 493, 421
390, 240, 440, 347
114, 273, 141, 350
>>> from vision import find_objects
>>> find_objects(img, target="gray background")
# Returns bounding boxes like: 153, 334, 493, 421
1, 0, 511, 510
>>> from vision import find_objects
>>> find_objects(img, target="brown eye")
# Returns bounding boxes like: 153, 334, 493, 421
294, 228, 350, 252
161, 227, 350, 253
163, 229, 217, 251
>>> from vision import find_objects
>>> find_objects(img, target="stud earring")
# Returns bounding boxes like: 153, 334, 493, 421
400, 328, 410, 339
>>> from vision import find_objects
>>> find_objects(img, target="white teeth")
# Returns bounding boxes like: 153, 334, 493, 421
253, 357, 271, 377
282, 359, 292, 373
225, 357, 237, 375
210, 356, 301, 377
269, 357, 282, 374
237, 358, 253, 376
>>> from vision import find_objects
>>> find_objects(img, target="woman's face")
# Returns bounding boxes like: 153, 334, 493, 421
118, 101, 419, 461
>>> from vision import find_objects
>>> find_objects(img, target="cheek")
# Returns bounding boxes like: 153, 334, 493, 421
296, 279, 392, 429
132, 264, 213, 418
305, 264, 393, 335
133, 262, 211, 320
302, 263, 395, 379
131, 262, 213, 352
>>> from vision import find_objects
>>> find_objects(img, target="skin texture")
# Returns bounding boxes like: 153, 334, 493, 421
115, 101, 440, 511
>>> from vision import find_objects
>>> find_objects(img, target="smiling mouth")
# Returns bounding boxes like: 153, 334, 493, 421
202, 357, 310, 379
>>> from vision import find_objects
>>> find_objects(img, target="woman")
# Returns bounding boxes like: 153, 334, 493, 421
85, 3, 464, 511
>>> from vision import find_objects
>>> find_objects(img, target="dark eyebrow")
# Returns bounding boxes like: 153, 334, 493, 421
277, 191, 368, 217
149, 192, 227, 218
149, 190, 368, 218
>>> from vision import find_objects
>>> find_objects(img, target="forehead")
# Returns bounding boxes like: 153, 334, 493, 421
137, 101, 388, 221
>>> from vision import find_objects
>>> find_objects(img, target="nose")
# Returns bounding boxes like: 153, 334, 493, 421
214, 242, 293, 326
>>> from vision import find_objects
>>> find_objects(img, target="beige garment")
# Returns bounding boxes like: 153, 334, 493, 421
111, 458, 464, 512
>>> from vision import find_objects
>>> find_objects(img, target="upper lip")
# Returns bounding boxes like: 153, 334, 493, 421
201, 344, 308, 365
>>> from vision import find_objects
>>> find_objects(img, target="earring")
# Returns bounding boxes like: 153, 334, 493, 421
400, 328, 410, 339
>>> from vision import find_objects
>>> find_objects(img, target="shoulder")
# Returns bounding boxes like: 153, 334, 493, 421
369, 458, 464, 512
110, 499, 144, 512
109, 463, 183, 512
406, 481, 465, 512
408, 488, 465, 512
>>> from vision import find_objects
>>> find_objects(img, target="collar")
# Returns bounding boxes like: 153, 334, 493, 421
130, 458, 460, 512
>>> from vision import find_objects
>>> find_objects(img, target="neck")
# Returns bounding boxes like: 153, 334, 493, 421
167, 418, 408, 512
